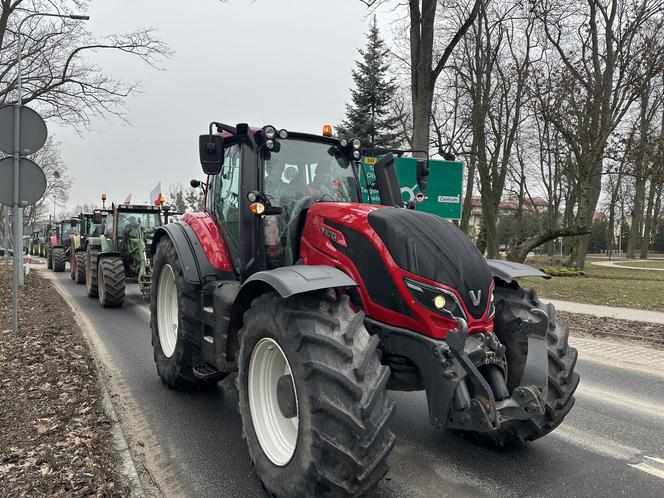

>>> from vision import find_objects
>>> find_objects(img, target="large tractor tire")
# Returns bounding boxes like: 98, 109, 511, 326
237, 291, 395, 497
52, 247, 66, 272
491, 280, 580, 444
98, 256, 125, 308
151, 237, 223, 389
47, 249, 53, 269
85, 245, 100, 298
75, 252, 86, 284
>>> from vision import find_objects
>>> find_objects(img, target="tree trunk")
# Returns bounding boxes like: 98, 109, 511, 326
506, 226, 590, 263
640, 180, 657, 259
460, 149, 476, 234
574, 158, 603, 269
482, 193, 500, 258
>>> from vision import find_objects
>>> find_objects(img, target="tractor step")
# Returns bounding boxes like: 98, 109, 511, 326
192, 362, 223, 381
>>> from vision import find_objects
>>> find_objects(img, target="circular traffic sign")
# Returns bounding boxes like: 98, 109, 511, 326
0, 105, 48, 155
0, 157, 48, 206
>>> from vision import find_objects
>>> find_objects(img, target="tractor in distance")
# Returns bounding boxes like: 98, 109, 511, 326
149, 122, 579, 497
69, 210, 108, 284
48, 218, 79, 272
28, 229, 41, 256
85, 203, 162, 307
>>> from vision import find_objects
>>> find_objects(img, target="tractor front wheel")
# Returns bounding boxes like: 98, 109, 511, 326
151, 237, 223, 389
490, 280, 580, 443
75, 252, 86, 284
237, 291, 395, 497
85, 245, 100, 298
98, 256, 125, 308
52, 248, 66, 272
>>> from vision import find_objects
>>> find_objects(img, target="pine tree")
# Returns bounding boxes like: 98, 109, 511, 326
338, 16, 400, 149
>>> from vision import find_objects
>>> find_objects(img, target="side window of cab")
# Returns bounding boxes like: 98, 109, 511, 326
209, 143, 240, 250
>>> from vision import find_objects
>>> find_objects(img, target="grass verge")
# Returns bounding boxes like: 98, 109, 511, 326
522, 259, 664, 311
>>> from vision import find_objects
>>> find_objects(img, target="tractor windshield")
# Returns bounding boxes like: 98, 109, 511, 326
117, 212, 161, 234
262, 139, 360, 267
263, 139, 360, 209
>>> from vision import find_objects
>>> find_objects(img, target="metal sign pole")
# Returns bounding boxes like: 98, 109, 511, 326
11, 26, 24, 332
3, 210, 8, 268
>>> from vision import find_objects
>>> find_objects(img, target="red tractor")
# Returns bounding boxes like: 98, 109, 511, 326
48, 218, 79, 272
150, 123, 579, 497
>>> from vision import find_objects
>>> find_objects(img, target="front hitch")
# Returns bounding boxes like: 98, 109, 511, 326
443, 314, 549, 433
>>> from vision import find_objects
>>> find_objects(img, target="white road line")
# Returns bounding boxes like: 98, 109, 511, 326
629, 458, 664, 480
551, 424, 641, 460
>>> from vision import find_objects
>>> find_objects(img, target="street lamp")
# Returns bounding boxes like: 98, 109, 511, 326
10, 11, 89, 331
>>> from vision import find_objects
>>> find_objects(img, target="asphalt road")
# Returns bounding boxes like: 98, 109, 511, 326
45, 268, 664, 497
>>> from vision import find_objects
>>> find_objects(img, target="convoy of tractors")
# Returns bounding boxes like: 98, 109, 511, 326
30, 124, 579, 497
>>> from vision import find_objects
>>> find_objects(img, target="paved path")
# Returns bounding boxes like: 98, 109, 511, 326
542, 298, 664, 324
591, 259, 664, 271
41, 267, 664, 498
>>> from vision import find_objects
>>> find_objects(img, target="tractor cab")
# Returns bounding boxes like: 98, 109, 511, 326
105, 204, 161, 254
197, 124, 368, 278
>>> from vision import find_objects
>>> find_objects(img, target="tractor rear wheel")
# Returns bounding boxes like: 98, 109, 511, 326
85, 245, 100, 298
151, 237, 223, 389
47, 249, 53, 269
75, 252, 86, 284
52, 248, 66, 272
237, 291, 395, 497
98, 256, 125, 307
490, 280, 580, 444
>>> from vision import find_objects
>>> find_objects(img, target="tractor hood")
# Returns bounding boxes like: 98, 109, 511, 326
367, 208, 492, 319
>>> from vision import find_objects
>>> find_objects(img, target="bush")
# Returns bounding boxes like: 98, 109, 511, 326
540, 267, 585, 277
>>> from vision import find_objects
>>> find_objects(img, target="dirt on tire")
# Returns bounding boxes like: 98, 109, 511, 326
0, 267, 129, 496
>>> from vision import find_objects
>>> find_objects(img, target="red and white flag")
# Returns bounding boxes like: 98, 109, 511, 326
150, 183, 162, 206
123, 194, 131, 205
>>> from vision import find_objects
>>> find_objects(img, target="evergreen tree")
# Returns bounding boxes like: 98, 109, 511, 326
338, 16, 400, 148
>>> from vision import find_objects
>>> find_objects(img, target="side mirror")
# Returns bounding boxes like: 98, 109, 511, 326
373, 153, 403, 207
92, 212, 103, 224
190, 178, 201, 188
199, 134, 225, 175
416, 159, 430, 194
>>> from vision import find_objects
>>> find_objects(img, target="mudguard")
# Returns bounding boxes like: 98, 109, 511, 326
241, 265, 357, 298
151, 221, 229, 285
486, 259, 550, 282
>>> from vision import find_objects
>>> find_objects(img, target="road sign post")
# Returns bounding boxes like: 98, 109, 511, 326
0, 104, 48, 332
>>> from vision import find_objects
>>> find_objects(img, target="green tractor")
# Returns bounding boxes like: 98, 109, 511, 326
70, 210, 109, 283
28, 230, 40, 256
85, 203, 162, 307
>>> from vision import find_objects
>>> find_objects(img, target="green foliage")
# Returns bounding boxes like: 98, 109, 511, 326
587, 219, 608, 253
540, 267, 585, 277
497, 212, 545, 246
337, 17, 400, 148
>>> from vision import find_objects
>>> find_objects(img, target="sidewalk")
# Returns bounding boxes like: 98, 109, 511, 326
542, 298, 664, 324
591, 260, 664, 271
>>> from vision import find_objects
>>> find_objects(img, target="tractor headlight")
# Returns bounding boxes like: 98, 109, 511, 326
278, 129, 288, 139
265, 139, 275, 150
351, 138, 361, 150
352, 149, 361, 160
339, 138, 348, 147
404, 278, 467, 321
263, 125, 276, 139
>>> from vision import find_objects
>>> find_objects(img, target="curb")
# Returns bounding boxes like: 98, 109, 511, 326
45, 271, 146, 497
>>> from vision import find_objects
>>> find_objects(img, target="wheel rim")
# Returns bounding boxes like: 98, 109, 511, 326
248, 337, 299, 466
157, 264, 178, 358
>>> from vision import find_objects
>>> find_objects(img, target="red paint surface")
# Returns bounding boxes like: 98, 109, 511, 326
300, 203, 494, 340
182, 212, 233, 272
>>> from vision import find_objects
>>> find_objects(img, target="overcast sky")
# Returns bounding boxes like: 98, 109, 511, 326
52, 0, 382, 210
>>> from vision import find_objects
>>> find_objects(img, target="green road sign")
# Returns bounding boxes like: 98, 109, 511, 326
360, 156, 463, 220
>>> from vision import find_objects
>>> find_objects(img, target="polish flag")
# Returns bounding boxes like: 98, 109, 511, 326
150, 183, 162, 206
123, 194, 131, 205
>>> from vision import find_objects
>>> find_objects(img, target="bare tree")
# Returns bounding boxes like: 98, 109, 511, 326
0, 0, 171, 128
533, 0, 664, 268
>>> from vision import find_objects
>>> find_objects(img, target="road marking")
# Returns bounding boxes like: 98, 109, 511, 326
575, 384, 664, 419
629, 456, 664, 480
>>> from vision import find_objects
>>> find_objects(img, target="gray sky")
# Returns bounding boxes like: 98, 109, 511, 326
53, 0, 376, 210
